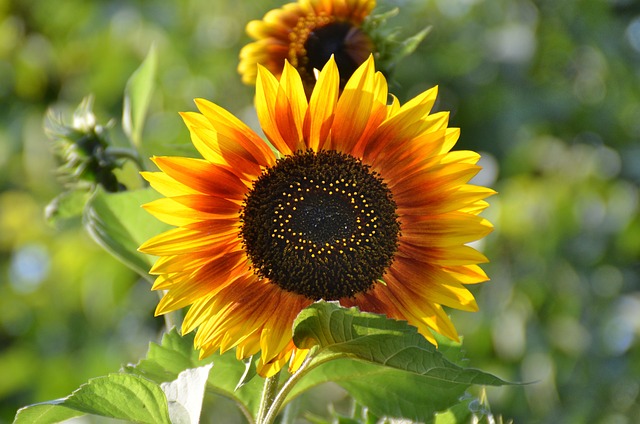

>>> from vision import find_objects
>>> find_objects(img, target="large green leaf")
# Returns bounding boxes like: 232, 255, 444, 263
12, 404, 82, 424
123, 45, 157, 147
433, 397, 476, 424
14, 374, 170, 424
290, 303, 510, 422
84, 187, 171, 278
125, 329, 264, 420
44, 190, 91, 227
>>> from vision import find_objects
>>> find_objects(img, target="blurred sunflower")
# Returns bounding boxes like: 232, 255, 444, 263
139, 56, 494, 377
238, 0, 376, 92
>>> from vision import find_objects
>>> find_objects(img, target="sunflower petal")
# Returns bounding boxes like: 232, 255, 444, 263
275, 61, 308, 151
330, 55, 378, 153
401, 213, 494, 247
389, 256, 478, 312
141, 171, 200, 197
256, 64, 293, 156
194, 98, 276, 168
152, 156, 247, 200
305, 56, 339, 151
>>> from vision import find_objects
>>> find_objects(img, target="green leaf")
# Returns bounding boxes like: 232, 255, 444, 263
235, 355, 259, 391
84, 187, 171, 278
123, 45, 157, 147
434, 397, 476, 424
44, 190, 91, 226
13, 403, 82, 424
432, 333, 469, 367
125, 329, 264, 420
290, 303, 510, 422
14, 374, 170, 424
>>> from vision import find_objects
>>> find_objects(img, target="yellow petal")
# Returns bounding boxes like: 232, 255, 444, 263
275, 61, 307, 152
330, 55, 377, 153
256, 64, 293, 156
305, 56, 339, 151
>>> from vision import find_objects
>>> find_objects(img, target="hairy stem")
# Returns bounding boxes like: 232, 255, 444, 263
256, 372, 281, 424
260, 353, 317, 424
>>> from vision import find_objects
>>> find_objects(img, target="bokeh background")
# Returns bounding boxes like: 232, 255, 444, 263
1, 0, 639, 422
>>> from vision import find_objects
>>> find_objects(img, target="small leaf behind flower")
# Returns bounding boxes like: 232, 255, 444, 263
235, 355, 259, 391
123, 45, 157, 147
84, 187, 171, 279
291, 302, 511, 422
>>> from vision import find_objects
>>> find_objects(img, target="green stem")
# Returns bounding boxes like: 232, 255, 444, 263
256, 372, 281, 424
106, 147, 147, 174
260, 353, 316, 424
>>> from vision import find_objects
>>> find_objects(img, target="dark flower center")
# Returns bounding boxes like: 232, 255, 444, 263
240, 150, 400, 300
303, 22, 373, 88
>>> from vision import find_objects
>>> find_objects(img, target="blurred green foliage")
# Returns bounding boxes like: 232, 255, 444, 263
1, 0, 639, 422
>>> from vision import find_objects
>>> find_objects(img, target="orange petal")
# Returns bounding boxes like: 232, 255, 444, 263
256, 64, 293, 156
397, 242, 489, 266
274, 61, 307, 152
141, 171, 200, 197
384, 272, 460, 342
143, 197, 238, 226
194, 98, 276, 168
181, 114, 263, 177
389, 256, 478, 311
152, 156, 247, 200
305, 56, 339, 151
139, 225, 237, 255
400, 213, 493, 247
168, 194, 242, 216
330, 55, 378, 153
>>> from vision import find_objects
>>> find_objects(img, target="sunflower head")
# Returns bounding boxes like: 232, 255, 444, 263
240, 149, 401, 300
140, 55, 494, 377
239, 0, 376, 92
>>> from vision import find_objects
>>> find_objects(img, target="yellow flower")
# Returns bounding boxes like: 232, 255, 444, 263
139, 56, 494, 377
238, 0, 376, 92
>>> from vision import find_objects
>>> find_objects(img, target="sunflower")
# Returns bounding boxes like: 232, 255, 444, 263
238, 0, 376, 92
139, 56, 494, 378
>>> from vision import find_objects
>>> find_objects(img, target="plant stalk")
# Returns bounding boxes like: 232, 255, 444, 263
260, 353, 316, 424
256, 372, 281, 424
106, 147, 146, 172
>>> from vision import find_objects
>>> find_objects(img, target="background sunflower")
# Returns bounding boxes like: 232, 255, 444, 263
2, 0, 640, 422
238, 0, 376, 91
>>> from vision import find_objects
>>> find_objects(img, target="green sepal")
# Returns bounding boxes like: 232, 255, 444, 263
363, 7, 431, 77
235, 355, 259, 391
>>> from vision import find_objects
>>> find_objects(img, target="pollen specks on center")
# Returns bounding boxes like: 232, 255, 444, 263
240, 150, 400, 301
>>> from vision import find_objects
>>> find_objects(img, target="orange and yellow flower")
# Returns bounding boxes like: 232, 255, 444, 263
239, 0, 376, 92
140, 56, 494, 377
